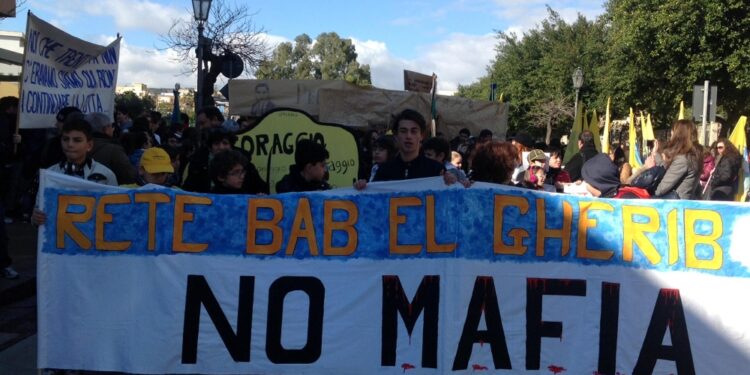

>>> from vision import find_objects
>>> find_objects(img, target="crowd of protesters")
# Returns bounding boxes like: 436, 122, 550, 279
1, 99, 749, 279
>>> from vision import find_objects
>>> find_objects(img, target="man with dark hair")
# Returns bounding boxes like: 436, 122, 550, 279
370, 109, 444, 182
479, 129, 493, 143
450, 127, 470, 151
47, 118, 118, 185
250, 83, 276, 117
196, 106, 224, 129
564, 129, 599, 182
276, 139, 331, 193
41, 106, 83, 168
115, 104, 132, 133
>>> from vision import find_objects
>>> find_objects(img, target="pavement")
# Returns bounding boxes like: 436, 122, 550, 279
0, 221, 37, 307
0, 221, 39, 373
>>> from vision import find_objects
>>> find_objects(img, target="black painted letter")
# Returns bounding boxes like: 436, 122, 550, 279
526, 278, 586, 370
266, 276, 325, 364
381, 275, 440, 368
452, 276, 512, 371
633, 289, 695, 375
181, 275, 254, 364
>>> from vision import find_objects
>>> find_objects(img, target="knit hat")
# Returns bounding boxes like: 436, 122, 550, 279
581, 153, 620, 196
140, 147, 174, 174
527, 149, 547, 163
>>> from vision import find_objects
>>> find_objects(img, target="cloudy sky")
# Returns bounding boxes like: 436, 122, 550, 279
2, 0, 605, 94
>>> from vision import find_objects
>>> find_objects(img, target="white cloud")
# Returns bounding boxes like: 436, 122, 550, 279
492, 0, 605, 36
30, 0, 187, 34
353, 33, 496, 94
92, 35, 196, 89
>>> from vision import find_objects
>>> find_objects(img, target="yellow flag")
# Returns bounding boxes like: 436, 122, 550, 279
643, 113, 655, 141
563, 102, 583, 164
589, 109, 600, 151
628, 107, 643, 169
678, 101, 685, 120
602, 97, 611, 154
728, 116, 748, 201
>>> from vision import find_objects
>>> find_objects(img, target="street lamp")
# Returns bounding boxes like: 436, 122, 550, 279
192, 0, 212, 118
572, 67, 584, 118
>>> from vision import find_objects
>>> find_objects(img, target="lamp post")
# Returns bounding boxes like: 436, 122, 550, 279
572, 67, 584, 118
192, 0, 212, 119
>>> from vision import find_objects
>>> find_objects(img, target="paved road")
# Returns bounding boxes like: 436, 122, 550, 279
0, 222, 38, 373
0, 295, 37, 374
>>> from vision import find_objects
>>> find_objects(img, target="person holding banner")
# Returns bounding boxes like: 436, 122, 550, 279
40, 107, 83, 169
31, 118, 118, 226
354, 109, 446, 190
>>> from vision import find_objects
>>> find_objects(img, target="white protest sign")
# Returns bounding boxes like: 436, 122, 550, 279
19, 12, 120, 129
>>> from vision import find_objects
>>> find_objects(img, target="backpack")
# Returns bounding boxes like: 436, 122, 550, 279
630, 165, 666, 195
614, 186, 651, 199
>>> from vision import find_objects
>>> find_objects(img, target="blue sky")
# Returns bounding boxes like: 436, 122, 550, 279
1, 0, 605, 93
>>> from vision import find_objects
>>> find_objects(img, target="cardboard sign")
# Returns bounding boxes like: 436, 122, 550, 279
235, 110, 360, 193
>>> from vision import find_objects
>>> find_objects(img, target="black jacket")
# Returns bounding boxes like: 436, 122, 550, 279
372, 154, 444, 181
705, 153, 742, 201
564, 143, 599, 182
275, 165, 331, 193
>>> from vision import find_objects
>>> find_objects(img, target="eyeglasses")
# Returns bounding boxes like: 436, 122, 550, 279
227, 169, 246, 177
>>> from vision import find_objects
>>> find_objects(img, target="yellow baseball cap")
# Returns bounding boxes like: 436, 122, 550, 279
140, 147, 174, 174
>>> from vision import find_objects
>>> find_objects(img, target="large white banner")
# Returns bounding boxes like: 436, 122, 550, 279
19, 12, 120, 129
37, 171, 750, 374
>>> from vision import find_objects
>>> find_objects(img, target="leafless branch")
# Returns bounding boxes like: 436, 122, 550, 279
159, 0, 268, 76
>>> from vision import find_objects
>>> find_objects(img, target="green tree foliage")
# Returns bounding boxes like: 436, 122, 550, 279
257, 32, 371, 86
604, 0, 750, 124
458, 8, 607, 137
115, 91, 156, 119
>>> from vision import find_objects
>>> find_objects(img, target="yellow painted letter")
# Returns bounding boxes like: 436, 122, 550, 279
577, 201, 614, 261
286, 198, 318, 255
685, 209, 723, 270
389, 197, 422, 254
56, 195, 95, 249
173, 195, 211, 252
622, 205, 661, 264
247, 198, 283, 255
493, 195, 529, 255
96, 194, 131, 251
426, 195, 456, 253
535, 198, 572, 257
323, 200, 358, 256
134, 193, 171, 251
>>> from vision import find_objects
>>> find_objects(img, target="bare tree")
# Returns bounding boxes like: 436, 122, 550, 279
160, 0, 268, 108
529, 95, 574, 145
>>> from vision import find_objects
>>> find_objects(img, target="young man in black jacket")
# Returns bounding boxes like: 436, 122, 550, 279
276, 139, 331, 193
354, 109, 445, 192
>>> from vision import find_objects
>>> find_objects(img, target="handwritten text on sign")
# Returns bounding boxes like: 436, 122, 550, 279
19, 13, 120, 129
